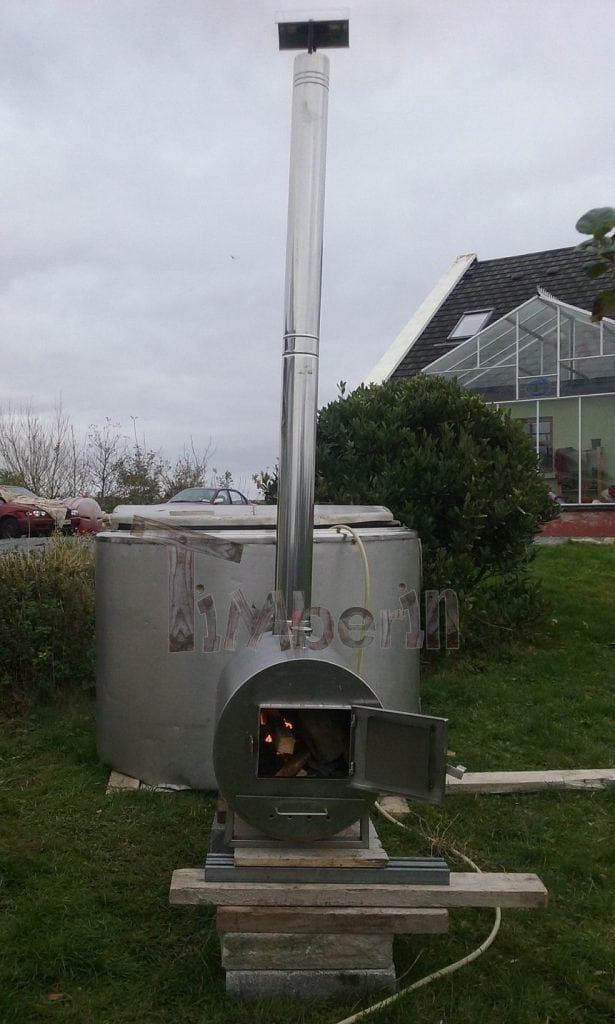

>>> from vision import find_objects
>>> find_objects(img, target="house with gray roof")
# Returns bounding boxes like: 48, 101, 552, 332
367, 246, 615, 504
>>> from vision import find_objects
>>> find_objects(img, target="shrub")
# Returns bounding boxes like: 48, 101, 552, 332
0, 537, 95, 708
315, 376, 557, 649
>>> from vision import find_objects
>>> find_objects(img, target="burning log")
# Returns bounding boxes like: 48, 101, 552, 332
261, 710, 296, 757
258, 708, 350, 779
292, 710, 348, 764
275, 748, 311, 778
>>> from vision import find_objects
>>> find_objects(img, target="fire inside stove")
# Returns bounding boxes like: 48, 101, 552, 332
257, 707, 351, 779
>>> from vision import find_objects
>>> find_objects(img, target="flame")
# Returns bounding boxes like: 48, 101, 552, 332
264, 733, 273, 744
283, 718, 294, 730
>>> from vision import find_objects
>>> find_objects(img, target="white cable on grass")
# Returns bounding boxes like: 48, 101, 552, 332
326, 525, 502, 1021
329, 801, 502, 1024
330, 525, 371, 676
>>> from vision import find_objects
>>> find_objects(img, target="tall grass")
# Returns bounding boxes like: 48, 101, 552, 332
0, 537, 95, 708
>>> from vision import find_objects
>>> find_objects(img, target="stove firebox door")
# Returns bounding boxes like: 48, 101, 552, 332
349, 705, 448, 803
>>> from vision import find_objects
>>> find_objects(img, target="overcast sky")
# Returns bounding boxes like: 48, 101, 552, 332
3, 0, 615, 492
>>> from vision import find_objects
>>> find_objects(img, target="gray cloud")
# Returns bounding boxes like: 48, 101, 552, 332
2, 0, 614, 489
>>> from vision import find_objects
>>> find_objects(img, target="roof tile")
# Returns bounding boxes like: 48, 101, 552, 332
393, 246, 599, 377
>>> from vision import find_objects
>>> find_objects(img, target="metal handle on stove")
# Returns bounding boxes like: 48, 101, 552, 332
274, 808, 329, 817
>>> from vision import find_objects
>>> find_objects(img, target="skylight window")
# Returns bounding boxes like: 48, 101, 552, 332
448, 309, 493, 340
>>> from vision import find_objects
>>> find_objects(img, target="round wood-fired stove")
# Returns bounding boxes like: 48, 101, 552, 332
214, 635, 447, 842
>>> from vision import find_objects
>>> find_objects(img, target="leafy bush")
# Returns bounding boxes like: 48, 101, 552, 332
0, 537, 95, 708
315, 376, 557, 648
575, 206, 615, 320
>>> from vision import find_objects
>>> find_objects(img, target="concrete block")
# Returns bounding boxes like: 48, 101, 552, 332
222, 932, 393, 970
225, 967, 397, 998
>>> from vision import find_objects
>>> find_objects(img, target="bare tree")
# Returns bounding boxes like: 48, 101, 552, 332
65, 423, 91, 496
210, 467, 233, 488
162, 438, 213, 498
0, 404, 224, 506
86, 419, 128, 502
0, 403, 86, 497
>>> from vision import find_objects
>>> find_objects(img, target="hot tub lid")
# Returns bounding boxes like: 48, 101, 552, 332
110, 503, 397, 531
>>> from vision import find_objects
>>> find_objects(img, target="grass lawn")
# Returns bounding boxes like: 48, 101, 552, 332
0, 545, 613, 1023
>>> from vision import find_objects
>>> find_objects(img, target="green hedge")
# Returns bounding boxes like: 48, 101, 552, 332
0, 538, 95, 708
316, 376, 558, 648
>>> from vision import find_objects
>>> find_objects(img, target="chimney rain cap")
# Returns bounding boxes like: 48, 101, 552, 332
276, 10, 349, 51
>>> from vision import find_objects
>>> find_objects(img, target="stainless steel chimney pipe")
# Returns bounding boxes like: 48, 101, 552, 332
275, 52, 330, 627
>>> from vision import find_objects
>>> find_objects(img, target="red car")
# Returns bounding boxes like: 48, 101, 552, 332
0, 486, 82, 535
0, 497, 56, 538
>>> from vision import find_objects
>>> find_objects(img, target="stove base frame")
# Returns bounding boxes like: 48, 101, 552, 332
222, 806, 373, 849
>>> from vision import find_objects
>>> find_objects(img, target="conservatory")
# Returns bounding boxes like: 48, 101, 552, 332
423, 290, 615, 504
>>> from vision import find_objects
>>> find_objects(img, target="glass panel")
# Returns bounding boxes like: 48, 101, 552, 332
508, 401, 538, 423
547, 397, 580, 503
518, 310, 558, 376
603, 320, 615, 356
478, 322, 517, 366
559, 313, 574, 360
425, 337, 478, 374
579, 395, 615, 502
531, 417, 554, 472
509, 403, 553, 473
517, 295, 546, 324
560, 355, 615, 396
464, 364, 516, 401
424, 300, 615, 420
573, 320, 601, 359
518, 375, 557, 400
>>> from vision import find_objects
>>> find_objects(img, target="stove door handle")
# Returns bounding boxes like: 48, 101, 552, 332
274, 807, 329, 817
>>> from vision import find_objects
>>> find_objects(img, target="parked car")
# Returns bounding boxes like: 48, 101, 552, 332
61, 496, 106, 534
0, 497, 55, 538
167, 487, 250, 506
110, 487, 255, 530
0, 486, 81, 534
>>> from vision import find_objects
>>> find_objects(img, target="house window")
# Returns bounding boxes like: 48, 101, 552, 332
447, 309, 493, 340
520, 417, 553, 473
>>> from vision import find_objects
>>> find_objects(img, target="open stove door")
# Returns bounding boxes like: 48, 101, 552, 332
350, 705, 448, 804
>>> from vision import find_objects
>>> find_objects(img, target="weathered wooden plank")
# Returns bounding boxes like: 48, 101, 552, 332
131, 515, 243, 563
216, 906, 449, 935
168, 545, 195, 652
106, 771, 140, 793
170, 870, 548, 908
446, 769, 615, 793
221, 932, 393, 970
